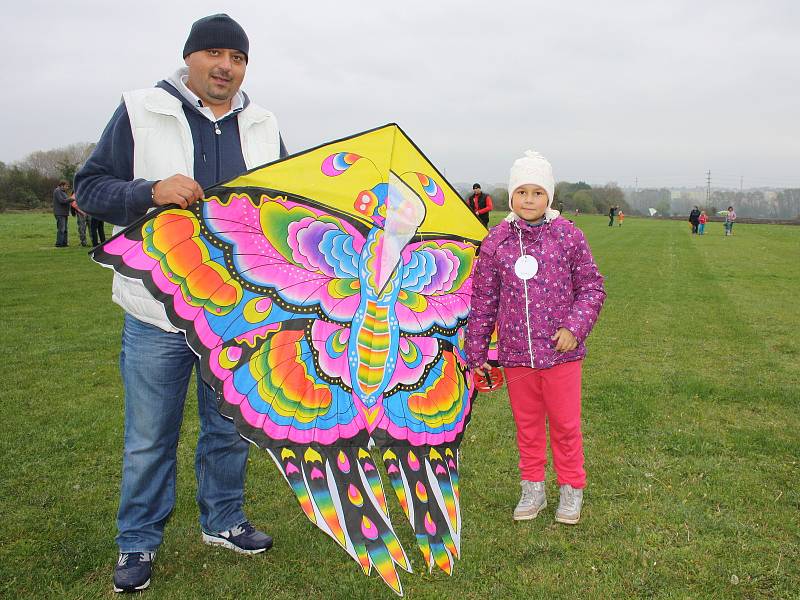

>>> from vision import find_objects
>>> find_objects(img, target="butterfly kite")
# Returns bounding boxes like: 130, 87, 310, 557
92, 124, 487, 594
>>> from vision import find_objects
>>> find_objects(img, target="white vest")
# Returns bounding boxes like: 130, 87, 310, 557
112, 87, 281, 331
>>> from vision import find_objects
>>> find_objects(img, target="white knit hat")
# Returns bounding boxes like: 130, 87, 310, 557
506, 150, 560, 222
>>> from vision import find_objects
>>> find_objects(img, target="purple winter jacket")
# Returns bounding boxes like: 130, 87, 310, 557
465, 215, 606, 370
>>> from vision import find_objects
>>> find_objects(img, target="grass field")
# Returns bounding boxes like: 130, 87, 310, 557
1, 212, 798, 599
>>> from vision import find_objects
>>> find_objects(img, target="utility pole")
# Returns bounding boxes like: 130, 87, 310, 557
706, 170, 711, 206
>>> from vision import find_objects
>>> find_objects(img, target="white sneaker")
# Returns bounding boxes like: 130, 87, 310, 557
513, 480, 546, 521
555, 484, 583, 525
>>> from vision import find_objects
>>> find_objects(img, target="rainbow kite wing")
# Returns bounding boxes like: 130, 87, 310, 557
91, 124, 486, 595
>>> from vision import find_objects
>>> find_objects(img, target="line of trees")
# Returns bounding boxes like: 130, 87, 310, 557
554, 181, 630, 215
706, 189, 800, 220
0, 143, 94, 211
459, 181, 631, 216
648, 189, 800, 220
469, 182, 799, 220
8, 145, 796, 220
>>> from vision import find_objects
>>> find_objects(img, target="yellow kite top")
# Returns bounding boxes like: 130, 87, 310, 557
223, 124, 488, 242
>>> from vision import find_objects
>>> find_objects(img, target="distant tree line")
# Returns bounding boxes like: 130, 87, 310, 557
461, 181, 800, 220
6, 144, 798, 220
458, 181, 631, 216
707, 189, 800, 220
554, 181, 630, 215
0, 143, 94, 211
634, 188, 800, 220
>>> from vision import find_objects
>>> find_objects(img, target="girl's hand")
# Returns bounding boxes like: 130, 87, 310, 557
551, 327, 578, 352
474, 362, 492, 377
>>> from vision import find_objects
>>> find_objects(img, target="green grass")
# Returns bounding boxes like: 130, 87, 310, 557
1, 212, 798, 599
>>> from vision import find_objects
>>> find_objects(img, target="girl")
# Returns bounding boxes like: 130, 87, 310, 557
466, 151, 606, 524
698, 210, 707, 235
724, 206, 736, 236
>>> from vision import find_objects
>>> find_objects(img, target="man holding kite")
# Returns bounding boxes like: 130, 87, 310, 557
75, 13, 286, 593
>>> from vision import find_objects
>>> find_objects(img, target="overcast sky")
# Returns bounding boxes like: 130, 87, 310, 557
7, 0, 800, 189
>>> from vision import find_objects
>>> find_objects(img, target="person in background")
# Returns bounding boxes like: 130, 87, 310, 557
724, 206, 737, 236
468, 183, 493, 227
617, 209, 624, 227
698, 210, 707, 235
71, 192, 90, 247
689, 206, 701, 234
74, 13, 287, 593
90, 216, 107, 247
53, 180, 71, 247
608, 204, 616, 227
466, 150, 605, 526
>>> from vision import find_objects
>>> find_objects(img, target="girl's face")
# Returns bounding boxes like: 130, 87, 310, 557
512, 184, 548, 222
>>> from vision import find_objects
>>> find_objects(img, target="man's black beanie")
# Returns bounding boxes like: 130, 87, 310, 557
183, 14, 249, 62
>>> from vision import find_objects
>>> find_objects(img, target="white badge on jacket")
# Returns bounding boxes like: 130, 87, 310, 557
514, 255, 538, 280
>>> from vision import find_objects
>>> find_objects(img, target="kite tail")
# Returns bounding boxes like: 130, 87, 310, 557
381, 445, 462, 575
269, 445, 411, 596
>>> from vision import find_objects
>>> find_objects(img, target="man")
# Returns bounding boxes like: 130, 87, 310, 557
689, 206, 701, 234
75, 14, 287, 593
608, 205, 616, 227
468, 183, 493, 227
52, 180, 71, 247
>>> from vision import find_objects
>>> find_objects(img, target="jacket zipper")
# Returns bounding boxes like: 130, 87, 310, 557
516, 224, 536, 368
214, 121, 221, 181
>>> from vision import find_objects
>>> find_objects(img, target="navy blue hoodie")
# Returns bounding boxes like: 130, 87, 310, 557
75, 80, 287, 226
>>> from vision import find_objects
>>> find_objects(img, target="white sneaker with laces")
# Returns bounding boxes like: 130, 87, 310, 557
513, 480, 547, 521
555, 484, 583, 524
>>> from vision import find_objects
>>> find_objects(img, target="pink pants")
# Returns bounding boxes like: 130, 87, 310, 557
505, 360, 586, 488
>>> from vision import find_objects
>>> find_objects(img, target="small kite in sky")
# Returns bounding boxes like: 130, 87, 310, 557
92, 124, 487, 595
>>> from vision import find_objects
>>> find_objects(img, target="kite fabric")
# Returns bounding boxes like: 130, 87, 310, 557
91, 124, 487, 595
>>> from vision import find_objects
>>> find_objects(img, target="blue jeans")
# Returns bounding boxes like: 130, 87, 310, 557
117, 314, 250, 553
55, 215, 68, 246
698, 223, 705, 235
